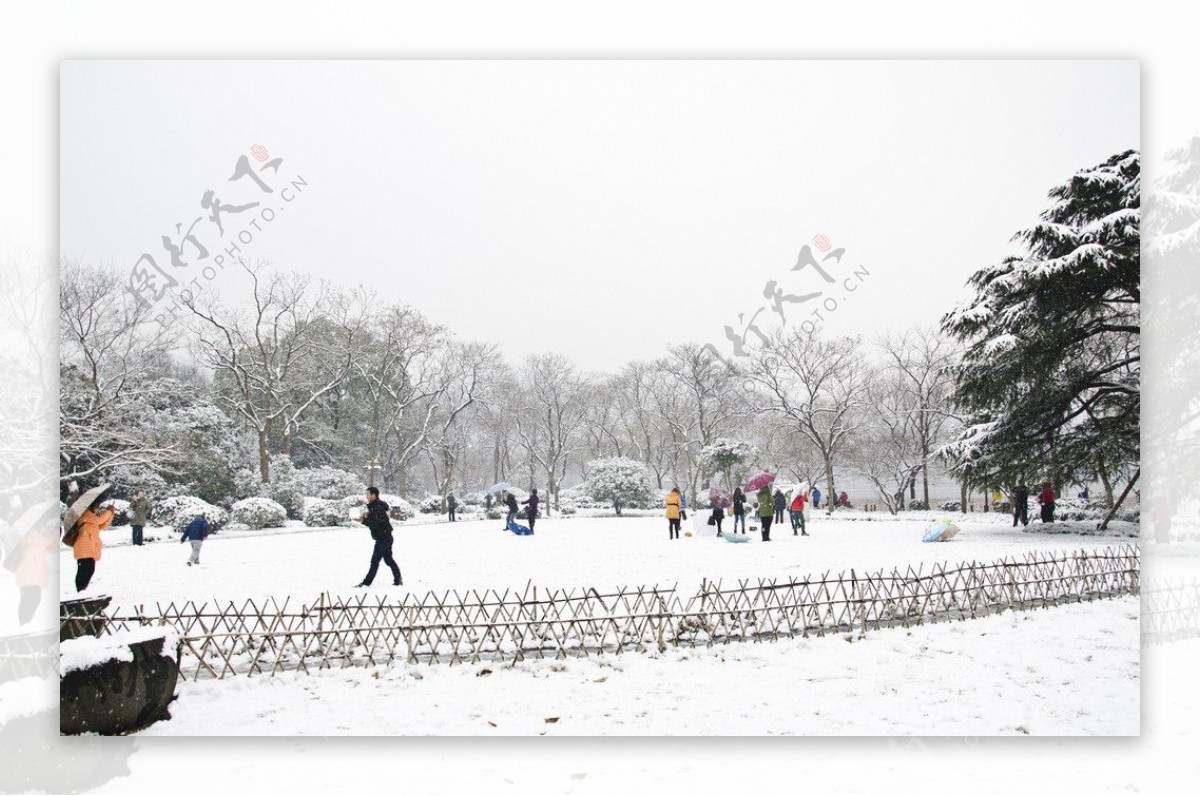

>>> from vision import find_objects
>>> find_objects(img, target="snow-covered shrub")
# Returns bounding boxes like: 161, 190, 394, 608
230, 497, 287, 530
418, 495, 445, 514
303, 498, 352, 528
585, 457, 652, 515
232, 468, 261, 501
108, 499, 132, 526
906, 500, 929, 511
152, 496, 229, 533
1053, 498, 1110, 522
105, 465, 171, 503
938, 501, 962, 512
293, 466, 366, 500
560, 505, 577, 515
262, 456, 305, 520
1118, 504, 1140, 523
337, 494, 414, 522
486, 506, 502, 520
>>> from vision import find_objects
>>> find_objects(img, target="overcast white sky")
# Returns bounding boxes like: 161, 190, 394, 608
60, 60, 1139, 372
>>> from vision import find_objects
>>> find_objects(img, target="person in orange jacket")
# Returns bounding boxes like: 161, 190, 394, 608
72, 496, 114, 592
665, 487, 682, 540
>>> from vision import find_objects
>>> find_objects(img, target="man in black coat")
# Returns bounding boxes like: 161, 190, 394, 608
357, 487, 402, 587
1012, 482, 1029, 527
522, 488, 540, 532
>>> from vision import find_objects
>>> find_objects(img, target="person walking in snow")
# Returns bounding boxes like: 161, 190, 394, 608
357, 486, 403, 587
811, 485, 822, 509
732, 487, 747, 534
665, 487, 682, 540
789, 489, 810, 536
447, 493, 458, 523
1038, 481, 1056, 524
757, 485, 774, 541
522, 488, 540, 533
180, 512, 210, 566
70, 494, 114, 592
129, 489, 150, 546
504, 490, 519, 530
1012, 482, 1030, 527
773, 488, 786, 524
710, 499, 725, 536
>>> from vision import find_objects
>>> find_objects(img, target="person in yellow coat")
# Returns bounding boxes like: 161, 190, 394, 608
71, 496, 114, 592
665, 487, 682, 540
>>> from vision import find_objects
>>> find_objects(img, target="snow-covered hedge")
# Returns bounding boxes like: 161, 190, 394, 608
938, 501, 962, 512
152, 496, 229, 533
293, 466, 366, 500
418, 495, 445, 514
230, 497, 288, 530
303, 498, 352, 528
337, 494, 414, 522
906, 500, 929, 511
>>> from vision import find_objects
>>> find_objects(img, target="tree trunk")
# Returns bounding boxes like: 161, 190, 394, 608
1096, 453, 1115, 505
1097, 467, 1139, 532
960, 480, 967, 511
824, 458, 836, 514
922, 458, 930, 507
257, 428, 271, 483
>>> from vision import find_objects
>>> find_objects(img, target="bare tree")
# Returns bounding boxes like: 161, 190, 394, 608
353, 303, 447, 493
181, 260, 359, 483
875, 326, 959, 506
59, 259, 178, 487
746, 329, 870, 513
514, 353, 591, 515
851, 374, 925, 514
420, 341, 500, 505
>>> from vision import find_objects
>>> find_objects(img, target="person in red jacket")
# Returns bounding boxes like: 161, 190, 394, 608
1038, 481, 1056, 523
789, 490, 810, 536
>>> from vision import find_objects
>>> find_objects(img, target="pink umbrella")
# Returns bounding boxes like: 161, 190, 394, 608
743, 472, 776, 492
708, 487, 731, 509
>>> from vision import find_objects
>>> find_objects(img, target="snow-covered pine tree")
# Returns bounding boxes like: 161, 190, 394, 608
941, 150, 1140, 507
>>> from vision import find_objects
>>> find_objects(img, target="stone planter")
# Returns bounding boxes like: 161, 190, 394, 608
60, 635, 179, 736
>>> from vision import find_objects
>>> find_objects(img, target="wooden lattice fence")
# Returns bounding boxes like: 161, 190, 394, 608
1141, 579, 1200, 643
94, 544, 1140, 680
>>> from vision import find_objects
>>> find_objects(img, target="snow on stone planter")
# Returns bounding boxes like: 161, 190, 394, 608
151, 496, 229, 534
230, 497, 288, 530
60, 628, 180, 735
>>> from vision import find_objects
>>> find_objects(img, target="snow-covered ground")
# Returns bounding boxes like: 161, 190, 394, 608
142, 595, 1139, 736
59, 511, 1139, 608
53, 511, 1140, 737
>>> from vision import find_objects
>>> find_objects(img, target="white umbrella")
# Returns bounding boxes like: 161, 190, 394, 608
62, 483, 111, 534
489, 481, 512, 494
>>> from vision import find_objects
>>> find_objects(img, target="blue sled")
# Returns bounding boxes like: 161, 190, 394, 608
506, 520, 534, 536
